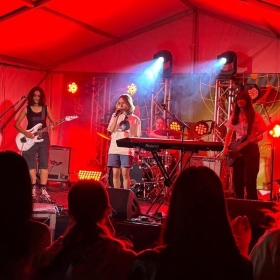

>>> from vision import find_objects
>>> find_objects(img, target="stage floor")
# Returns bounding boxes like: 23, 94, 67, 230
43, 181, 280, 252
46, 181, 170, 218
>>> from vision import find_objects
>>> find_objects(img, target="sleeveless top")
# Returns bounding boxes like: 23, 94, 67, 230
26, 105, 47, 130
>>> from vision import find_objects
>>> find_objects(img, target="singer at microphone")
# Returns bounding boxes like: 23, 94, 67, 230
114, 108, 123, 117
107, 94, 142, 190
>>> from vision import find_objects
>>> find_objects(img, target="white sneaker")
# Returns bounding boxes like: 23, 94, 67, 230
40, 187, 52, 203
32, 186, 38, 202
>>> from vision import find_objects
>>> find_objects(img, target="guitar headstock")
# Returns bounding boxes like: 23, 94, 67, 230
65, 116, 78, 121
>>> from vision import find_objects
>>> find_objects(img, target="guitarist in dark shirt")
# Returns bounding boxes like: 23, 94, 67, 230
222, 90, 267, 200
14, 86, 55, 203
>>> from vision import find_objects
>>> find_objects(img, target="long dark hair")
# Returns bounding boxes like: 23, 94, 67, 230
158, 166, 244, 278
27, 86, 47, 106
231, 90, 255, 127
53, 180, 130, 260
0, 151, 33, 261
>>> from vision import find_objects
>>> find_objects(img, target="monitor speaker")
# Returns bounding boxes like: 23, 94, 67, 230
106, 188, 141, 220
48, 145, 71, 182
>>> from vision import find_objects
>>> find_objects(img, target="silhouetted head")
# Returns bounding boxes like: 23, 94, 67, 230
162, 165, 232, 249
0, 151, 33, 223
68, 180, 110, 226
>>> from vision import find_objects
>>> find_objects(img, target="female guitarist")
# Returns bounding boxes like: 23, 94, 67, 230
222, 90, 267, 200
14, 86, 55, 203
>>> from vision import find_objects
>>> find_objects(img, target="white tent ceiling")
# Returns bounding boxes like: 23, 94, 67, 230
0, 0, 280, 70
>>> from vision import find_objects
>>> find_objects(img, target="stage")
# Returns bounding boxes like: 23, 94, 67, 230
40, 182, 280, 252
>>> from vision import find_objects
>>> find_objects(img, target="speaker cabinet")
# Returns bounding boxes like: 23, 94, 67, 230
190, 156, 228, 189
106, 188, 141, 220
48, 145, 71, 182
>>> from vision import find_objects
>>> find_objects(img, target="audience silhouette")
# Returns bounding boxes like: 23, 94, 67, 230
0, 150, 51, 280
32, 180, 136, 280
129, 165, 253, 280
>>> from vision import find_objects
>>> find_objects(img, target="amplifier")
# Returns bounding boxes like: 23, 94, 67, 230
190, 156, 229, 190
48, 146, 71, 182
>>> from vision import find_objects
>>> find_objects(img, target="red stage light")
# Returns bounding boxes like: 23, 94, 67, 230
68, 82, 78, 94
269, 124, 280, 138
169, 121, 181, 131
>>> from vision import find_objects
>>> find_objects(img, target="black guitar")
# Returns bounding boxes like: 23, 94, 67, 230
225, 131, 264, 167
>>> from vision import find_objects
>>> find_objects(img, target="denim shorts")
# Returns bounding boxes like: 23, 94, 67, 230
22, 133, 50, 170
107, 154, 133, 168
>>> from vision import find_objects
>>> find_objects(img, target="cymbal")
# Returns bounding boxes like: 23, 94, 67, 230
97, 132, 111, 140
153, 129, 181, 136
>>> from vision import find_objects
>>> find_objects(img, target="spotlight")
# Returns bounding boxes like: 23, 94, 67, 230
169, 121, 181, 131
68, 82, 78, 94
217, 51, 237, 78
269, 124, 280, 138
127, 83, 137, 95
194, 120, 215, 136
153, 50, 173, 78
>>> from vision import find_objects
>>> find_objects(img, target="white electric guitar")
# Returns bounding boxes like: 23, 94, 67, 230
15, 115, 78, 151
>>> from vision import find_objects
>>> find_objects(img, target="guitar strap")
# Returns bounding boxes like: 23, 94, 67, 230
40, 105, 46, 139
41, 105, 46, 124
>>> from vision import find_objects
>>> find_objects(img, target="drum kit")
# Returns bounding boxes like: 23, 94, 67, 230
96, 125, 180, 201
130, 148, 176, 201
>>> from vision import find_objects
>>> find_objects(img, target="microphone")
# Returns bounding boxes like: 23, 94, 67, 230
114, 109, 123, 117
161, 103, 167, 109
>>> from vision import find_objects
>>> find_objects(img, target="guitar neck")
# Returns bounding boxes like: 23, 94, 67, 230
34, 118, 65, 136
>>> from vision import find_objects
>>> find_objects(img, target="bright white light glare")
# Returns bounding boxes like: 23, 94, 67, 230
220, 57, 227, 64
144, 58, 164, 81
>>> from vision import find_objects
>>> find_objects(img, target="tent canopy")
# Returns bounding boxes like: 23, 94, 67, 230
1, 0, 280, 70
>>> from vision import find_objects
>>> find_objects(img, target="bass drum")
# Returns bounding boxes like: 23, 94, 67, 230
130, 163, 156, 199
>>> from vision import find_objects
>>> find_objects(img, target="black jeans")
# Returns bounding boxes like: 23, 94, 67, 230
232, 143, 260, 200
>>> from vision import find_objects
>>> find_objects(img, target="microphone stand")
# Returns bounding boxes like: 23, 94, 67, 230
162, 104, 190, 172
147, 106, 192, 218
0, 96, 27, 133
